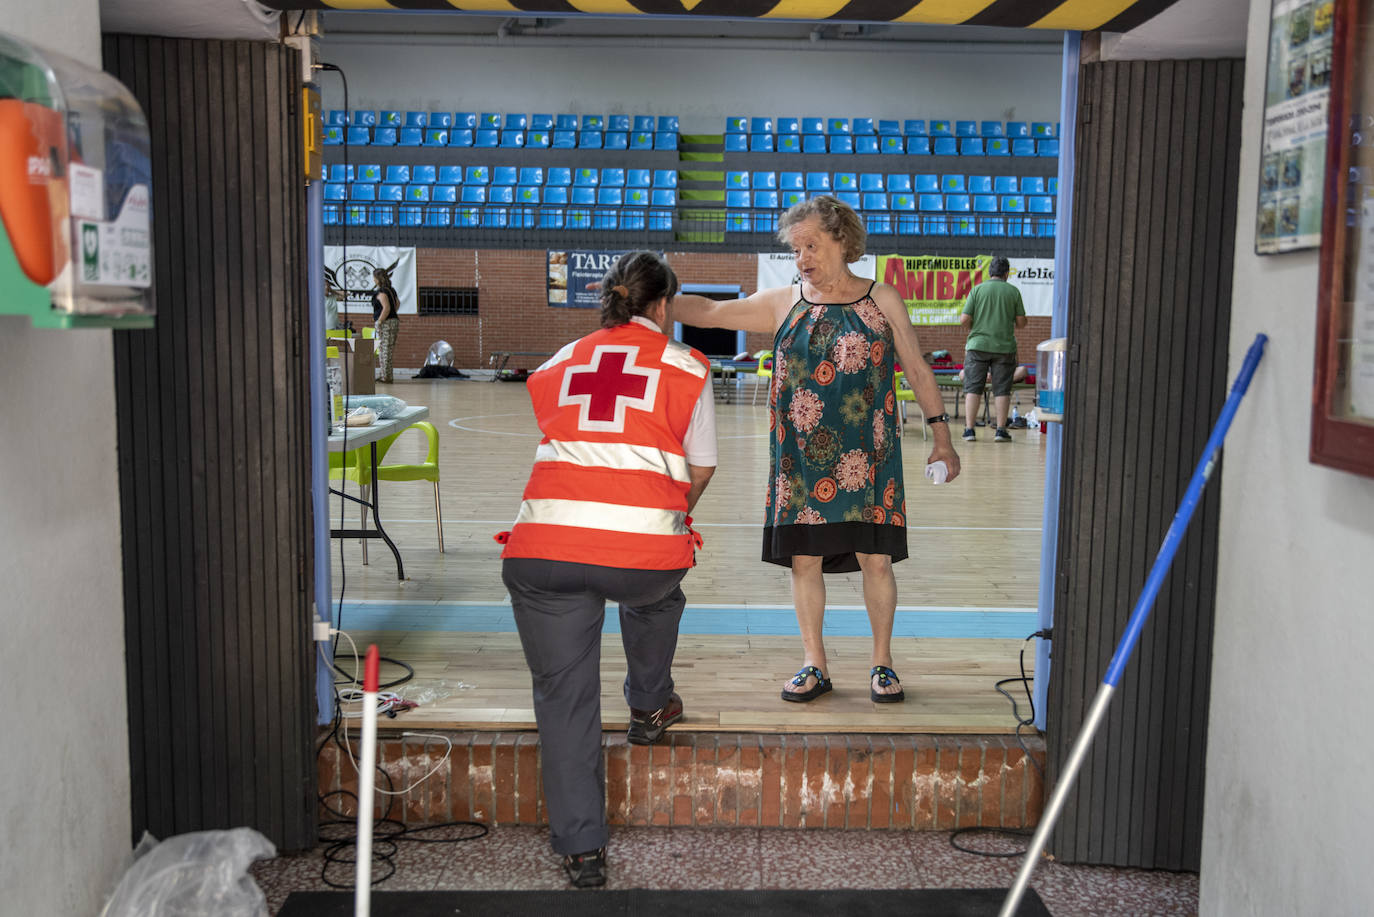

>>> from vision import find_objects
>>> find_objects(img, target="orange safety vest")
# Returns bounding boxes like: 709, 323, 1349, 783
499, 321, 711, 570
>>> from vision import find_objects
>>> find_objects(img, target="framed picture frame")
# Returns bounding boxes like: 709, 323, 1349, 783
1312, 0, 1374, 475
1256, 0, 1335, 254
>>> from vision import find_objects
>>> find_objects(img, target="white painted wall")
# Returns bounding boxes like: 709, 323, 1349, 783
1201, 0, 1374, 913
318, 37, 1063, 132
0, 3, 133, 915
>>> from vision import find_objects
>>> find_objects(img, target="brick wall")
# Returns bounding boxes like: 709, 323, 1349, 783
393, 248, 1054, 371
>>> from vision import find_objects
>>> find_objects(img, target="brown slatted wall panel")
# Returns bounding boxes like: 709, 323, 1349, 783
1047, 58, 1244, 870
106, 35, 314, 850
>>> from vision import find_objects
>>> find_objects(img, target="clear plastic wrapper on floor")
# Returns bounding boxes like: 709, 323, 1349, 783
100, 827, 275, 917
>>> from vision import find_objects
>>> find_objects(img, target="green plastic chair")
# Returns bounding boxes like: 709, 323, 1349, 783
751, 349, 773, 405
328, 421, 444, 562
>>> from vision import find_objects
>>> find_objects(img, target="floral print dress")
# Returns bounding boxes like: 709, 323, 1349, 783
763, 282, 908, 573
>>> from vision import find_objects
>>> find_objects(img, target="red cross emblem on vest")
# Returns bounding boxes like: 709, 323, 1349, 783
558, 344, 661, 432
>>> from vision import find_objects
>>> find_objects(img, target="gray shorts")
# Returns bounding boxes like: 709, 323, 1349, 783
963, 349, 1018, 396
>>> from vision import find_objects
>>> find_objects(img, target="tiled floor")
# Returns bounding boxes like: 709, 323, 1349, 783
251, 824, 1199, 916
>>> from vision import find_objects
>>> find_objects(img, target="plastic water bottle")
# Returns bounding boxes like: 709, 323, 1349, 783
1011, 403, 1020, 423
326, 345, 345, 433
925, 460, 949, 485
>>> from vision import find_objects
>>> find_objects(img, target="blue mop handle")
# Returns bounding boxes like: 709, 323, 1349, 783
1102, 333, 1268, 688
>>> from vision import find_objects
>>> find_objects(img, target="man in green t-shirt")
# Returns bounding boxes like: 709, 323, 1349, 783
959, 257, 1027, 442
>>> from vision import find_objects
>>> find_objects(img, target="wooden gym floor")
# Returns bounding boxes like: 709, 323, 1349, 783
327, 371, 1046, 734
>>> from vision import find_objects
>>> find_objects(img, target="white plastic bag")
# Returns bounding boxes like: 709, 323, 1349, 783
100, 828, 276, 917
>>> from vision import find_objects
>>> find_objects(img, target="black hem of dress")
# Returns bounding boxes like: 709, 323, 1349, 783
761, 522, 908, 573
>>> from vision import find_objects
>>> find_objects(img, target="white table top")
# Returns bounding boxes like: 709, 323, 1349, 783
327, 405, 430, 452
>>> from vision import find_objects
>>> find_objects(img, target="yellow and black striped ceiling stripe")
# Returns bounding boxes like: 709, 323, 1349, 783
260, 0, 1184, 32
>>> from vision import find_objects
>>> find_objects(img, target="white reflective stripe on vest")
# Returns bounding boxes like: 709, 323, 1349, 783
534, 440, 690, 483
515, 498, 687, 536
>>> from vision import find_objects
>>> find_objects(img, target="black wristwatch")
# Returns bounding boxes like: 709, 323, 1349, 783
926, 413, 950, 425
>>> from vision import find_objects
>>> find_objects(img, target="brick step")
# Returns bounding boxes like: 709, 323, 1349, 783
318, 730, 1046, 831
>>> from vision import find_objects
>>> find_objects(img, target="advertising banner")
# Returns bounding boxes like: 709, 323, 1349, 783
547, 249, 635, 308
324, 245, 417, 314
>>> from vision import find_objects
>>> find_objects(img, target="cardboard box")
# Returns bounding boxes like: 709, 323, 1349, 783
337, 336, 375, 395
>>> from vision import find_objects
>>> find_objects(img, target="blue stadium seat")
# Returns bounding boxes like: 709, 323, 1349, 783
595, 188, 622, 231
350, 110, 377, 126
777, 117, 800, 134
478, 113, 501, 129
752, 171, 777, 190
601, 168, 626, 188
750, 117, 774, 134
1031, 122, 1056, 138
372, 127, 397, 146
827, 118, 851, 134
383, 165, 409, 184
570, 188, 596, 210
379, 111, 402, 127
880, 136, 904, 155
887, 174, 912, 193
1020, 176, 1046, 194
855, 136, 879, 154
527, 130, 550, 149
484, 191, 510, 227
437, 166, 463, 185
877, 120, 901, 135
324, 203, 341, 225
1006, 121, 1028, 138
802, 135, 827, 154
376, 184, 404, 202
629, 132, 654, 151
326, 110, 346, 126
566, 204, 593, 230
633, 115, 656, 132
579, 131, 603, 149
1001, 194, 1027, 237
461, 185, 487, 203
994, 175, 1019, 194
620, 207, 647, 231
946, 194, 974, 235
959, 138, 984, 156
651, 188, 677, 206
431, 185, 458, 203
356, 164, 383, 182
492, 166, 518, 186
1028, 195, 1055, 236
344, 205, 365, 226
555, 114, 578, 131
405, 111, 427, 128
940, 174, 965, 193
539, 197, 565, 230
531, 114, 555, 131
473, 128, 498, 147
626, 168, 651, 188
574, 168, 599, 187
833, 172, 858, 192
862, 192, 890, 234
519, 167, 545, 186
547, 167, 572, 187
423, 129, 448, 146
448, 129, 474, 147
653, 132, 677, 150
350, 183, 376, 201
974, 194, 1003, 236
453, 113, 476, 129
512, 193, 538, 229
327, 164, 353, 183
499, 130, 526, 148
914, 174, 939, 193
625, 187, 650, 208
929, 120, 953, 137
801, 117, 824, 135
455, 201, 481, 228
986, 138, 1011, 156
777, 135, 801, 153
1038, 139, 1060, 157
723, 190, 750, 208
726, 171, 749, 190
836, 191, 861, 208
324, 183, 347, 201
806, 172, 831, 193
904, 119, 927, 136
1048, 177, 1059, 194
346, 126, 371, 145
725, 116, 747, 134
405, 184, 430, 202
829, 135, 853, 154
725, 210, 750, 233
750, 133, 775, 153
907, 137, 931, 155
955, 120, 977, 137
543, 186, 569, 204
781, 190, 804, 207
604, 132, 629, 150
652, 170, 678, 188
649, 199, 674, 230
891, 192, 917, 235
465, 166, 490, 185
367, 205, 394, 227
967, 175, 992, 193
724, 134, 748, 152
852, 117, 875, 134
323, 126, 343, 146
980, 121, 1004, 137
551, 130, 577, 149
752, 190, 779, 231
919, 193, 946, 235
657, 116, 679, 132
859, 173, 884, 192
424, 205, 451, 228
933, 137, 958, 156
582, 115, 605, 131
504, 113, 528, 131
779, 172, 804, 191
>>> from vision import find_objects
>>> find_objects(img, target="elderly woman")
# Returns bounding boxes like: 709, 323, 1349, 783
672, 195, 960, 704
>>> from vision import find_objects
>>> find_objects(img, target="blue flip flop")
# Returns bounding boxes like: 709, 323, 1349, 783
870, 665, 906, 703
782, 665, 833, 703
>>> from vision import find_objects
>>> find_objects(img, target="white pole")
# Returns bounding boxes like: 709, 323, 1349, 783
355, 644, 380, 917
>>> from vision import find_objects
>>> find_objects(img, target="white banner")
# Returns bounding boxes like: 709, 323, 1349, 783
756, 252, 875, 291
1008, 258, 1054, 317
324, 246, 418, 315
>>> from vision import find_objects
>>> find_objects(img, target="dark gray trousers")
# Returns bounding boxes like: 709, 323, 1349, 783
502, 557, 688, 855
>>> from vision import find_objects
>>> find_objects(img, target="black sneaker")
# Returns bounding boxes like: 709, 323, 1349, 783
562, 848, 607, 888
994, 428, 1012, 442
962, 428, 976, 441
627, 692, 684, 745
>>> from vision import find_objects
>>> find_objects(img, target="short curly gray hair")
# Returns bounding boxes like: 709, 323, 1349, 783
776, 194, 867, 263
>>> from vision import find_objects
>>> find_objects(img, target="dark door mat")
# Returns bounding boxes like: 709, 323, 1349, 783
279, 887, 1051, 916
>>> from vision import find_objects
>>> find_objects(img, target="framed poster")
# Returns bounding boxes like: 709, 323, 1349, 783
1312, 0, 1374, 476
1256, 0, 1335, 254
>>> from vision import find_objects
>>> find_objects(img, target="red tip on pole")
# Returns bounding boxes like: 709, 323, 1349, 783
364, 644, 380, 693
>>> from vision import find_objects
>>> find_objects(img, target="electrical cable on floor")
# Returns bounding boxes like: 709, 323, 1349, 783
950, 630, 1048, 859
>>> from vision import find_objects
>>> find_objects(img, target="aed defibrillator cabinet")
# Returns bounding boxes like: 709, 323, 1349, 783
0, 32, 154, 328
